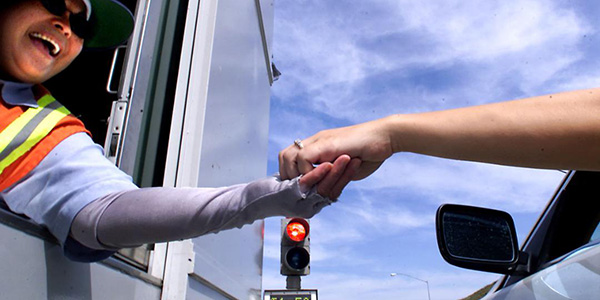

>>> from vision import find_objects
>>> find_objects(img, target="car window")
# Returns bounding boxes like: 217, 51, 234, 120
502, 171, 600, 289
591, 222, 600, 243
538, 172, 600, 264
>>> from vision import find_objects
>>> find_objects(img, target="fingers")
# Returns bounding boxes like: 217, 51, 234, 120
297, 155, 362, 200
314, 155, 351, 198
279, 144, 311, 180
278, 145, 294, 180
298, 162, 333, 188
327, 157, 361, 199
279, 137, 325, 180
296, 147, 321, 175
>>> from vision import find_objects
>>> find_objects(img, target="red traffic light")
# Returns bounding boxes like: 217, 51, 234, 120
281, 218, 311, 276
286, 221, 307, 242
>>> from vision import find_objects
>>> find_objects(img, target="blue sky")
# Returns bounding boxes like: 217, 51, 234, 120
261, 0, 599, 298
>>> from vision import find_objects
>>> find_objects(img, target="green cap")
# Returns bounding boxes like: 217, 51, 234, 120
83, 0, 134, 48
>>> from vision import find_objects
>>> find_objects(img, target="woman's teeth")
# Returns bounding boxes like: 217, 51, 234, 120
31, 32, 61, 56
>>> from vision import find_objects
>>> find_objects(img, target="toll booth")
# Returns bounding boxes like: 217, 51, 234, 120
0, 0, 275, 298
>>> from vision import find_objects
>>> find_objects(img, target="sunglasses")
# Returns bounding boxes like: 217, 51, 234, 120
40, 0, 92, 39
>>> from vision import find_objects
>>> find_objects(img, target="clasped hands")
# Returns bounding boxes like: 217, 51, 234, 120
280, 119, 394, 200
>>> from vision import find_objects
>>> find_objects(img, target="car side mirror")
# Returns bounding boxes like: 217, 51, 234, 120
436, 204, 520, 274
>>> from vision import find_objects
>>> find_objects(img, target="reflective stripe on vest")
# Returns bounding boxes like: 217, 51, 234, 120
0, 94, 71, 175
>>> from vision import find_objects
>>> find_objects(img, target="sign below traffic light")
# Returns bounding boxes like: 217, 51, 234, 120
280, 218, 310, 276
264, 289, 318, 300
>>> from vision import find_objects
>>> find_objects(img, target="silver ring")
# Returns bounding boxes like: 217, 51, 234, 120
294, 139, 304, 149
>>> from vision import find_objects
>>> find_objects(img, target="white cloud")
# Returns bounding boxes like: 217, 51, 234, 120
272, 0, 592, 122
356, 154, 566, 212
268, 110, 334, 153
395, 0, 584, 60
553, 74, 600, 93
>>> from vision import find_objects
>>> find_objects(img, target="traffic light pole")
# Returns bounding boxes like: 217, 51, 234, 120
286, 275, 301, 290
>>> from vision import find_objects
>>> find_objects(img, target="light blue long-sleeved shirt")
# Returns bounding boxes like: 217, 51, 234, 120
0, 81, 138, 261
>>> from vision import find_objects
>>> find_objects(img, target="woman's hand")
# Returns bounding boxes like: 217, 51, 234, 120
279, 118, 395, 182
297, 154, 361, 199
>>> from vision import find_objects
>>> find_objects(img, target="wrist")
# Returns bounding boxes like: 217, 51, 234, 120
380, 114, 406, 154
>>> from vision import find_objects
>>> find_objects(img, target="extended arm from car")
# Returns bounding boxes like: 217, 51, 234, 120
279, 88, 600, 180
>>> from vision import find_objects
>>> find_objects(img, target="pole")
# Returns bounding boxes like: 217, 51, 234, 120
286, 275, 301, 290
390, 272, 431, 300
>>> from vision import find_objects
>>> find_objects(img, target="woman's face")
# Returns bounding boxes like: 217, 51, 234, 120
0, 0, 86, 83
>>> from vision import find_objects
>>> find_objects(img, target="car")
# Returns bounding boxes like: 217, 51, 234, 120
436, 171, 600, 299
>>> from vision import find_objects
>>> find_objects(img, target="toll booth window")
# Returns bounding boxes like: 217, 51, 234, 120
44, 49, 123, 145
42, 0, 150, 271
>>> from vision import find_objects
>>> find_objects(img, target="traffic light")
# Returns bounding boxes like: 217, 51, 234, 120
280, 218, 310, 276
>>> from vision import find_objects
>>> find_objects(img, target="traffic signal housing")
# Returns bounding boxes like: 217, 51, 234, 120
280, 218, 310, 276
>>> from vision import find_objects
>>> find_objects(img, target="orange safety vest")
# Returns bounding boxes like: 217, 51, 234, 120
0, 85, 89, 191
